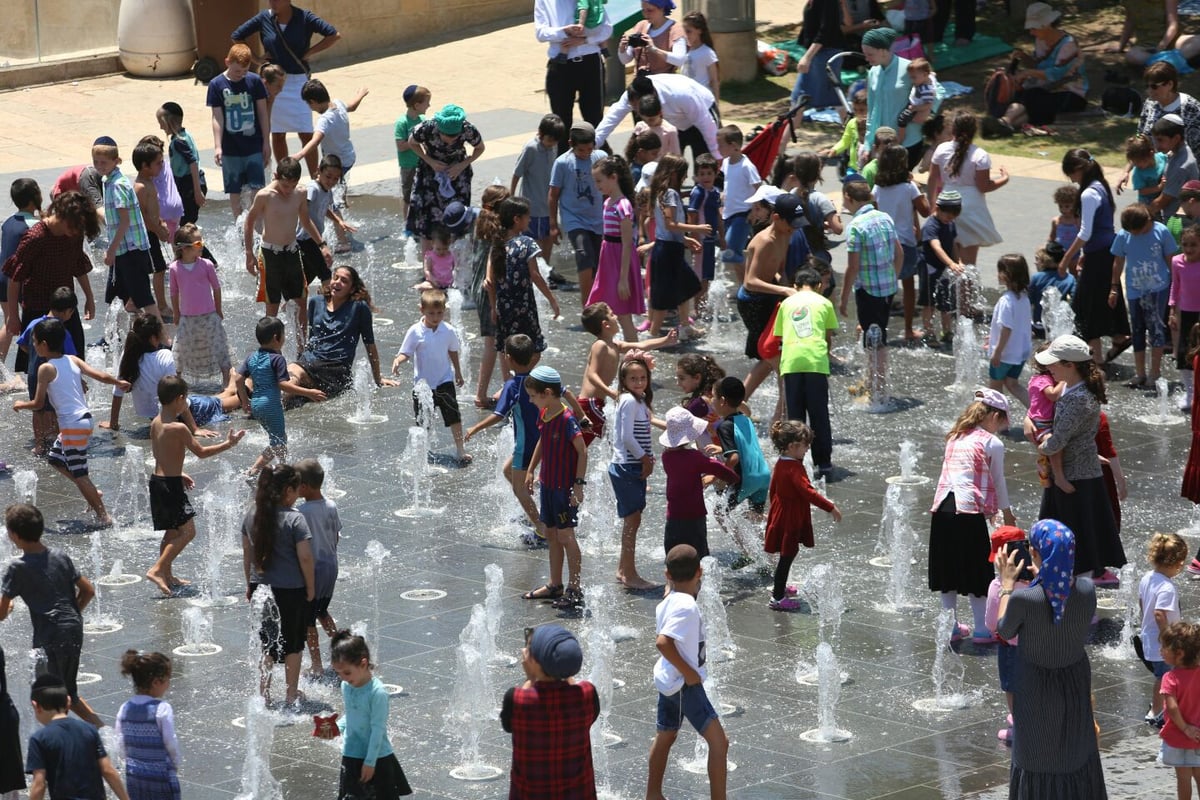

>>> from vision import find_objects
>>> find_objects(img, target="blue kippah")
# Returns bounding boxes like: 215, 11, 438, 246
93, 136, 117, 147
530, 365, 561, 384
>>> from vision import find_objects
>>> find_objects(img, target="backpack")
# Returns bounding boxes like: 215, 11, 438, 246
984, 68, 1019, 118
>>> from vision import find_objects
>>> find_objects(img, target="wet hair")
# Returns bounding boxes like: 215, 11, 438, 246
420, 288, 447, 310
300, 78, 330, 104
5, 503, 44, 542
295, 457, 325, 490
504, 333, 536, 367
682, 10, 715, 47
946, 400, 1006, 440
873, 144, 911, 188
1144, 60, 1179, 92
10, 178, 41, 210
694, 153, 719, 177
581, 301, 612, 337
524, 373, 563, 398
1124, 134, 1154, 162
638, 94, 664, 119
49, 287, 77, 312
946, 111, 977, 179
330, 629, 372, 667
1053, 184, 1080, 215
121, 650, 172, 693
33, 317, 66, 354
404, 85, 431, 107
275, 157, 302, 182
132, 141, 162, 171
791, 151, 823, 188
1120, 203, 1152, 232
770, 419, 813, 454
649, 154, 689, 211
1062, 149, 1114, 208
665, 544, 701, 582
251, 465, 301, 572
843, 181, 872, 203
619, 356, 654, 409
1148, 531, 1189, 568
325, 264, 374, 309
48, 190, 100, 241
157, 375, 188, 406
1160, 621, 1200, 668
677, 353, 723, 405
318, 154, 344, 173
474, 184, 511, 242
226, 43, 252, 65
624, 129, 662, 164
31, 677, 68, 711
715, 375, 746, 407
793, 267, 822, 289
117, 314, 163, 388
261, 63, 286, 87
593, 155, 635, 199
718, 124, 744, 147
255, 316, 285, 346
538, 113, 566, 142
1152, 115, 1186, 139
498, 196, 531, 231
996, 254, 1030, 295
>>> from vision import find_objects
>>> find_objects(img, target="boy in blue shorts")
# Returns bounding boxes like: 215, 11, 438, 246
523, 365, 588, 609
688, 154, 724, 315
17, 287, 77, 454
206, 43, 270, 217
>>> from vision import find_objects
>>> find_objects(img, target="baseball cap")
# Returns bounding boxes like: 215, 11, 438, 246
1034, 334, 1092, 365
774, 193, 807, 228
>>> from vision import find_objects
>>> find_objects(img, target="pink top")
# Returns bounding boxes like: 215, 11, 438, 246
1170, 254, 1200, 312
426, 250, 455, 288
633, 120, 681, 156
1162, 667, 1200, 750
1026, 372, 1056, 423
603, 197, 634, 238
168, 257, 219, 317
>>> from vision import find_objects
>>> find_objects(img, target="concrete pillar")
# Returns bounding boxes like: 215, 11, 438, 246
691, 0, 757, 83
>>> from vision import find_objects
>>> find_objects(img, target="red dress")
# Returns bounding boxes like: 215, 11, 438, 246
1184, 355, 1200, 503
1096, 412, 1121, 532
764, 458, 834, 557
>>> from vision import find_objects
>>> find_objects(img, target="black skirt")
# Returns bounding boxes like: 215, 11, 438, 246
927, 493, 995, 597
339, 753, 412, 799
649, 240, 701, 311
1072, 247, 1130, 342
1039, 476, 1126, 576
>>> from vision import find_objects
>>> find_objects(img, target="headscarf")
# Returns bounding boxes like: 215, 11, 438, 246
861, 27, 899, 50
434, 104, 466, 136
1028, 519, 1075, 624
644, 0, 676, 13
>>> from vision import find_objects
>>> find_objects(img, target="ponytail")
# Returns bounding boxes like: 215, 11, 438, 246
118, 314, 165, 388
251, 465, 299, 571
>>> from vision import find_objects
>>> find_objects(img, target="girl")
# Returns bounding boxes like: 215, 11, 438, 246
677, 352, 723, 447
1159, 621, 1200, 799
587, 156, 645, 342
609, 356, 656, 590
820, 89, 868, 177
416, 227, 456, 290
984, 526, 1032, 743
1049, 184, 1082, 252
681, 12, 720, 107
468, 184, 510, 408
647, 154, 708, 340
490, 196, 559, 355
929, 389, 1016, 643
659, 405, 738, 559
169, 223, 232, 383
241, 465, 316, 707
1025, 345, 1069, 492
792, 151, 843, 266
987, 254, 1033, 407
1140, 532, 1188, 725
764, 420, 841, 611
873, 143, 929, 342
1183, 326, 1200, 526
116, 650, 180, 800
321, 630, 412, 799
623, 129, 662, 190
927, 111, 1007, 269
1170, 227, 1200, 410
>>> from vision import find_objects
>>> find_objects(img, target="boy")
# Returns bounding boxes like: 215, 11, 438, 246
1168, 179, 1200, 243
391, 289, 471, 465
16, 287, 77, 455
647, 544, 729, 800
94, 138, 162, 323
146, 376, 245, 596
718, 124, 762, 283
244, 157, 332, 348
1150, 113, 1199, 222
687, 154, 725, 308
0, 504, 104, 728
511, 113, 565, 268
25, 675, 129, 800
896, 58, 939, 142
549, 121, 606, 303
0, 177, 41, 363
523, 365, 588, 610
13, 319, 129, 525
709, 376, 771, 536
775, 265, 839, 476
296, 457, 341, 677
235, 316, 327, 476
1127, 133, 1169, 208
920, 189, 964, 343
500, 623, 598, 799
298, 155, 356, 291
1029, 242, 1075, 339
158, 101, 206, 226
395, 85, 432, 229
840, 178, 903, 400
206, 43, 270, 217
295, 79, 369, 179
634, 95, 681, 156
132, 140, 173, 316
1111, 203, 1177, 387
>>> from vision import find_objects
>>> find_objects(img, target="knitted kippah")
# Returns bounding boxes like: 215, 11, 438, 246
530, 365, 561, 384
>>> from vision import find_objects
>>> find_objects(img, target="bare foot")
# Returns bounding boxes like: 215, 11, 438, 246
169, 576, 192, 587
146, 570, 173, 597
1054, 476, 1076, 495
617, 573, 657, 590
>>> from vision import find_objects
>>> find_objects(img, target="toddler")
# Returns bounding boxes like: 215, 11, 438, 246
1159, 621, 1200, 799
987, 254, 1033, 406
1111, 202, 1177, 387
416, 228, 456, 290
1141, 532, 1188, 726
1127, 133, 1170, 208
1048, 184, 1081, 252
170, 223, 231, 382
821, 90, 868, 175
116, 650, 180, 800
897, 59, 939, 143
660, 406, 737, 559
1025, 345, 1069, 492
16, 287, 78, 454
1028, 242, 1076, 339
985, 526, 1033, 743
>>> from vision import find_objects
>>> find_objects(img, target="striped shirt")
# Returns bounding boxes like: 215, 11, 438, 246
103, 168, 150, 256
846, 204, 898, 298
603, 197, 634, 238
537, 403, 582, 490
613, 393, 652, 464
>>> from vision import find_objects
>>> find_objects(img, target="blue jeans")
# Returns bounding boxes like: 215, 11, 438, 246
1129, 289, 1169, 351
790, 46, 840, 109
722, 212, 751, 264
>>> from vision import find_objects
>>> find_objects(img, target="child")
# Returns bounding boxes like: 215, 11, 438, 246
0, 178, 41, 364
660, 406, 738, 558
299, 155, 355, 288
1174, 228, 1200, 409
510, 113, 564, 263
873, 143, 930, 342
710, 376, 771, 559
170, 223, 232, 382
462, 186, 510, 408
1026, 344, 1070, 493
1110, 203, 1177, 387
391, 289, 471, 466
501, 624, 596, 798
647, 544, 730, 800
1141, 532, 1188, 725
1127, 134, 1170, 208
295, 79, 369, 181
718, 125, 762, 284
648, 154, 708, 339
25, 675, 129, 800
608, 355, 657, 590
1049, 184, 1081, 252
763, 421, 841, 610
1029, 242, 1076, 339
792, 151, 843, 264
919, 189, 963, 343
548, 121, 606, 302
677, 353, 724, 445
987, 254, 1033, 406
624, 129, 662, 190
131, 140, 173, 314
634, 95, 681, 156
1150, 114, 1200, 223
587, 155, 645, 341
296, 458, 341, 678
260, 63, 287, 129
16, 287, 78, 455
681, 11, 721, 106
1159, 621, 1200, 798
985, 526, 1032, 743
896, 58, 940, 143
0, 644, 21, 799
574, 0, 606, 29
94, 138, 162, 323
394, 85, 431, 229
860, 127, 898, 189
205, 43, 270, 216
821, 90, 868, 176
0, 503, 103, 726
157, 102, 205, 226
1185, 324, 1200, 529
116, 651, 180, 800
687, 154, 725, 309
322, 630, 412, 798
244, 157, 332, 347
236, 316, 327, 476
1169, 180, 1200, 245
14, 319, 127, 524
147, 376, 245, 596
415, 228, 456, 290
490, 196, 560, 355
522, 366, 588, 610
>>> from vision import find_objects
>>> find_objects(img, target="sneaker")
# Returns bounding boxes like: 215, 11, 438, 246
1092, 569, 1120, 588
949, 622, 970, 643
768, 596, 803, 611
785, 584, 799, 597
1188, 558, 1200, 576
1144, 707, 1158, 724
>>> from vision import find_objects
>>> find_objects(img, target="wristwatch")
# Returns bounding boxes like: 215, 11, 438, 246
574, 478, 587, 485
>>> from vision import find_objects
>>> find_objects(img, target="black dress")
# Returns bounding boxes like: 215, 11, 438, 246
0, 646, 25, 793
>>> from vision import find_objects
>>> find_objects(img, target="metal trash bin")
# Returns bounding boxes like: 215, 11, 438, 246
192, 0, 260, 83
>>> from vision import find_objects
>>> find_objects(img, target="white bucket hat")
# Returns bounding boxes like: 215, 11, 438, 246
659, 406, 710, 448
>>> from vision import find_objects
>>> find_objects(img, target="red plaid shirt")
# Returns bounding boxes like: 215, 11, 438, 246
501, 679, 599, 800
931, 427, 1001, 516
2, 221, 91, 313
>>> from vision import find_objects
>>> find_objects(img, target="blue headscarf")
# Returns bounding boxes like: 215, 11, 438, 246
1029, 519, 1075, 624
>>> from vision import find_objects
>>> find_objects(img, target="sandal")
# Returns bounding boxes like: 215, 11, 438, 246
1125, 375, 1147, 389
1105, 339, 1132, 363
522, 583, 563, 601
551, 587, 584, 609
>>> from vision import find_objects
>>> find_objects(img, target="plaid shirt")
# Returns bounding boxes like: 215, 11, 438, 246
103, 168, 150, 256
846, 204, 898, 298
931, 427, 1002, 516
1, 221, 91, 313
501, 680, 599, 800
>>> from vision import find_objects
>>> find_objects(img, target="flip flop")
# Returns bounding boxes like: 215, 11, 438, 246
522, 583, 563, 601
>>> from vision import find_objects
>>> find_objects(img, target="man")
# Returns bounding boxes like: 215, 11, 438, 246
595, 73, 721, 158
534, 0, 613, 154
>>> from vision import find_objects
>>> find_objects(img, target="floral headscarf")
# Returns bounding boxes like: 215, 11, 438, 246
1029, 519, 1075, 624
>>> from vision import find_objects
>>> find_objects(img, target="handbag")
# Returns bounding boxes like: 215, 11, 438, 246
266, 12, 311, 77
891, 34, 925, 62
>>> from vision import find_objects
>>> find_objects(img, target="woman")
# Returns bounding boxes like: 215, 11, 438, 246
790, 0, 847, 111
1001, 3, 1087, 129
618, 0, 686, 76
1116, 59, 1200, 194
927, 111, 1006, 268
862, 27, 928, 169
1113, 0, 1180, 58
997, 520, 1107, 798
1029, 334, 1127, 579
406, 104, 486, 252
232, 0, 340, 177
288, 265, 397, 399
1061, 148, 1131, 364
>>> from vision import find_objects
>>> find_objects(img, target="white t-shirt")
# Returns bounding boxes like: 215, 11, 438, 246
316, 100, 355, 169
988, 290, 1033, 366
653, 590, 706, 695
681, 44, 719, 91
872, 182, 921, 247
1139, 570, 1180, 661
113, 349, 177, 418
930, 142, 990, 190
399, 320, 460, 387
721, 156, 762, 219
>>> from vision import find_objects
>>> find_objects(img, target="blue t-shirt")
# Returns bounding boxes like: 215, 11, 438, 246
1111, 221, 1177, 299
688, 185, 721, 241
167, 130, 200, 180
231, 8, 337, 75
1028, 269, 1077, 326
785, 228, 813, 284
1, 211, 36, 267
920, 216, 957, 273
1132, 152, 1169, 201
26, 716, 106, 799
18, 315, 78, 399
205, 72, 268, 157
239, 348, 289, 405
305, 297, 375, 365
549, 150, 605, 234
493, 371, 540, 455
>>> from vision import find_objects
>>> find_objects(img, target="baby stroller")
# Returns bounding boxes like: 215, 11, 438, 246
743, 101, 805, 181
822, 50, 869, 175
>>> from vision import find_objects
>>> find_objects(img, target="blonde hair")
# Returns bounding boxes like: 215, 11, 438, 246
91, 144, 119, 161
261, 63, 286, 87
945, 401, 1003, 441
1148, 532, 1189, 568
419, 289, 447, 310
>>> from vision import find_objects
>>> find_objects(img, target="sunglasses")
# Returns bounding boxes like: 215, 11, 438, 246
177, 240, 204, 249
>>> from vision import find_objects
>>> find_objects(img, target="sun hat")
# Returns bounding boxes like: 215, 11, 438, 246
989, 525, 1027, 563
974, 388, 1009, 414
746, 184, 785, 205
1035, 334, 1092, 364
442, 201, 477, 235
434, 104, 466, 136
530, 365, 561, 384
1024, 2, 1061, 29
659, 406, 710, 448
774, 193, 807, 228
528, 624, 583, 679
861, 27, 899, 49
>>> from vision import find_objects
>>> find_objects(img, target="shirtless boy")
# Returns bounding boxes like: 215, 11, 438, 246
146, 375, 245, 596
243, 157, 332, 348
132, 140, 173, 319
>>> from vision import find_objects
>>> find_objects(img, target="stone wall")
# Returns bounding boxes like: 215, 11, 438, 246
0, 0, 119, 65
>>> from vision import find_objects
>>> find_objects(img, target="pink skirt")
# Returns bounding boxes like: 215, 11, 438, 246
587, 237, 645, 316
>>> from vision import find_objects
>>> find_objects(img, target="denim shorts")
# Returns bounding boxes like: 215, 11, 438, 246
1129, 289, 1169, 351
1162, 741, 1200, 767
722, 212, 750, 263
997, 642, 1019, 692
221, 152, 266, 195
1151, 659, 1172, 679
898, 243, 920, 281
608, 462, 647, 518
987, 362, 1024, 381
526, 216, 551, 240
657, 683, 719, 733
